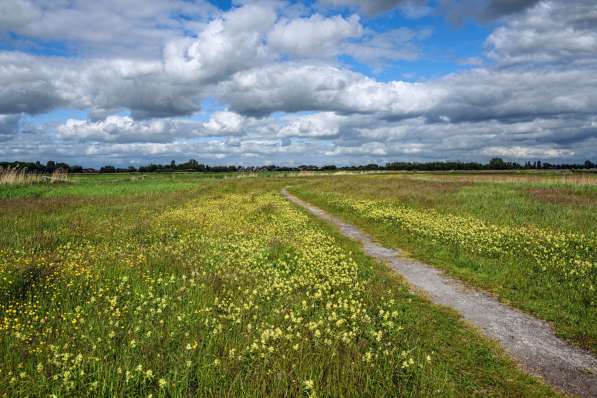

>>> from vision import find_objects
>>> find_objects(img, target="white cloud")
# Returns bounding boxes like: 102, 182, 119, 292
482, 146, 576, 159
344, 27, 432, 68
0, 114, 22, 141
0, 0, 41, 30
486, 0, 597, 65
56, 116, 195, 143
201, 112, 247, 135
164, 4, 276, 82
55, 112, 257, 144
278, 112, 348, 138
319, 0, 429, 16
440, 0, 542, 23
0, 3, 434, 119
216, 63, 443, 116
0, 0, 218, 58
0, 52, 203, 119
0, 52, 72, 115
2, 110, 595, 166
0, 0, 596, 166
269, 14, 362, 58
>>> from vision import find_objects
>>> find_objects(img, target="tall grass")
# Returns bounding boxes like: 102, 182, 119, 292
0, 167, 69, 186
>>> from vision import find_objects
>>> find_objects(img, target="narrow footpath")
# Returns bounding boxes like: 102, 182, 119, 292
282, 189, 597, 397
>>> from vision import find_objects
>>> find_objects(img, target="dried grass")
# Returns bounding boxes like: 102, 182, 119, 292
0, 167, 69, 186
401, 172, 597, 186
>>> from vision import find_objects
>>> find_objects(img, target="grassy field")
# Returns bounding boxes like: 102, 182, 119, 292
290, 172, 597, 354
0, 173, 562, 397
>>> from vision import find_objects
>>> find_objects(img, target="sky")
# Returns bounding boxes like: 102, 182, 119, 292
0, 0, 596, 167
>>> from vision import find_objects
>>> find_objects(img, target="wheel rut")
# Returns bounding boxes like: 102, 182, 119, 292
281, 189, 597, 397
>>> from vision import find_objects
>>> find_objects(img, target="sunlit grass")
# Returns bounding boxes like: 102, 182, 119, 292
0, 176, 557, 397
291, 174, 597, 353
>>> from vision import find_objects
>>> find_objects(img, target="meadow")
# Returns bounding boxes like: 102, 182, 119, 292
0, 171, 590, 396
290, 172, 597, 354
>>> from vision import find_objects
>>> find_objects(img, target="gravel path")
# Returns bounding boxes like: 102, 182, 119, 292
282, 189, 597, 397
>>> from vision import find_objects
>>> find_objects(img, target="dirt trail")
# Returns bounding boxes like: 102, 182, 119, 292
281, 189, 597, 397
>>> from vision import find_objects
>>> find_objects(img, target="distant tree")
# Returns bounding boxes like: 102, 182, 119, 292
46, 160, 56, 172
488, 158, 506, 170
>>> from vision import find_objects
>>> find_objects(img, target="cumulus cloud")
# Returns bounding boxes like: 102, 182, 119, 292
0, 114, 22, 141
0, 0, 595, 166
55, 112, 258, 144
429, 67, 597, 123
0, 0, 41, 31
0, 52, 204, 119
486, 0, 597, 65
0, 3, 433, 119
344, 27, 432, 68
0, 53, 72, 115
56, 116, 193, 144
269, 14, 362, 58
215, 61, 597, 126
0, 0, 218, 58
319, 0, 430, 17
201, 112, 247, 136
278, 112, 353, 138
216, 63, 443, 116
164, 4, 276, 82
482, 146, 576, 159
2, 110, 594, 166
441, 0, 542, 23
79, 60, 204, 119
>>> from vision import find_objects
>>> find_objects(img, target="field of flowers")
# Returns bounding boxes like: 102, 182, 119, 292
291, 174, 597, 353
323, 196, 596, 297
0, 177, 556, 397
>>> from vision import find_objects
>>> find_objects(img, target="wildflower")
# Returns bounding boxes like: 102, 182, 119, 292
364, 352, 373, 363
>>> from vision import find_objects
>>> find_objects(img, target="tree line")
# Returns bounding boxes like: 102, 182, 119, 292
1, 158, 595, 174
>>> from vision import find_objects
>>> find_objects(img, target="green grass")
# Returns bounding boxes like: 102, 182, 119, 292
0, 172, 235, 200
0, 175, 558, 397
289, 173, 597, 354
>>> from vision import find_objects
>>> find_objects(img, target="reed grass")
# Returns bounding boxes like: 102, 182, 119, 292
0, 167, 69, 186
